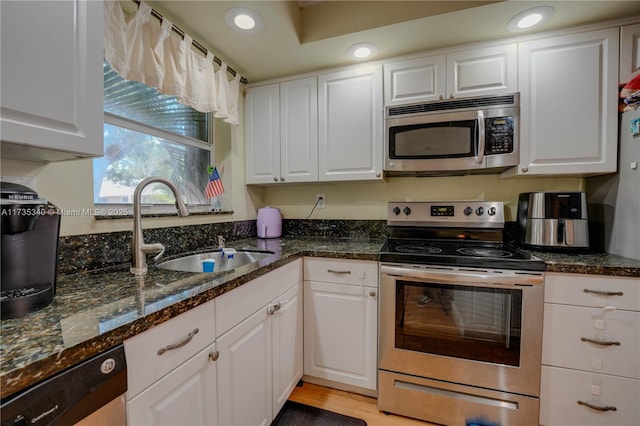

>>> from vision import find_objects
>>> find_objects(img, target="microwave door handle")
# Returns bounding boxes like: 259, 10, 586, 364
476, 110, 485, 164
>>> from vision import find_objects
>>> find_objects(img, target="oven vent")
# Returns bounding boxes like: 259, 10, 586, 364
387, 94, 518, 117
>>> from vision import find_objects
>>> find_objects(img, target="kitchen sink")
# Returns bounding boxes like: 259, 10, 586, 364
156, 250, 274, 273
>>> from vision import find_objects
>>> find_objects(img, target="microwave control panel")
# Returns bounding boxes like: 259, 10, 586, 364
484, 117, 514, 154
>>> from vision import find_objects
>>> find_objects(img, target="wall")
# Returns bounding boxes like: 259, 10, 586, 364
263, 175, 584, 223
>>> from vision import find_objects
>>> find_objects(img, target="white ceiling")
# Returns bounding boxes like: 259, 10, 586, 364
143, 1, 640, 83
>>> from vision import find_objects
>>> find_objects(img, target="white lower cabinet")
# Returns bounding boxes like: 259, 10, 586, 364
303, 258, 378, 391
127, 344, 218, 426
124, 300, 218, 425
124, 260, 303, 426
215, 260, 303, 425
540, 273, 640, 426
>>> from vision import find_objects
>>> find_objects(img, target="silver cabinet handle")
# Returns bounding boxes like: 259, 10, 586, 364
577, 400, 617, 412
273, 177, 278, 182
327, 269, 351, 275
157, 328, 199, 355
267, 302, 281, 315
581, 337, 621, 346
584, 289, 624, 297
209, 350, 219, 362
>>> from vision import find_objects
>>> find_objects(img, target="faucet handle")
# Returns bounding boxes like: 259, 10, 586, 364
153, 243, 164, 260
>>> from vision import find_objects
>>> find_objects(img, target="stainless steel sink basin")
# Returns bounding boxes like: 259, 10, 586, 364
156, 250, 274, 273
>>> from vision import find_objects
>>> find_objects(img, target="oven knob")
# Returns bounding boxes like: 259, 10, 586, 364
475, 207, 484, 216
464, 207, 473, 216
403, 206, 411, 215
393, 206, 401, 215
488, 206, 497, 216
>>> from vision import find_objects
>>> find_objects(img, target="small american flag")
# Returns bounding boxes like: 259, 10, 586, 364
205, 167, 224, 199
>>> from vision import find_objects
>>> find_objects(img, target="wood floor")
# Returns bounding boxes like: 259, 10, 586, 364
287, 382, 435, 426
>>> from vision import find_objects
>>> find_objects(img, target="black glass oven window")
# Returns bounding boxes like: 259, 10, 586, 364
390, 120, 476, 159
394, 281, 522, 366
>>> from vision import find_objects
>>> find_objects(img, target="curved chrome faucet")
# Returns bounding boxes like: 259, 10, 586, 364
130, 177, 189, 275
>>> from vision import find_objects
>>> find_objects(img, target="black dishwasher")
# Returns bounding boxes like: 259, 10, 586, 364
1, 344, 127, 426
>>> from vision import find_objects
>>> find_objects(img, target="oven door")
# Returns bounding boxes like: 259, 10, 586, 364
379, 263, 544, 397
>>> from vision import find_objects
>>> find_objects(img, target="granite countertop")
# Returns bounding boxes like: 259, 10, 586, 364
524, 249, 640, 276
0, 237, 383, 399
2, 236, 639, 399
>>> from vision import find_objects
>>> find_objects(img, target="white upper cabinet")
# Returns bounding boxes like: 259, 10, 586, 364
620, 23, 640, 84
245, 84, 281, 184
280, 78, 319, 183
383, 44, 516, 106
445, 44, 517, 99
318, 65, 384, 182
505, 28, 619, 177
245, 77, 318, 184
0, 0, 104, 161
383, 55, 445, 106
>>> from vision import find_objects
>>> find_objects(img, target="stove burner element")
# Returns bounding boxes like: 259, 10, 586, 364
457, 247, 514, 258
396, 244, 443, 254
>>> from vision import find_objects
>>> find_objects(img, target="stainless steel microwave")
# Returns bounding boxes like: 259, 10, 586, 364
384, 93, 519, 175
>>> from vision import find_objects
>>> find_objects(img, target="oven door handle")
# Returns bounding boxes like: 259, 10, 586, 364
380, 265, 543, 285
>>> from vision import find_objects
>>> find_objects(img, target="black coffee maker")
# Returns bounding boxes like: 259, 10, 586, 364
1, 182, 60, 319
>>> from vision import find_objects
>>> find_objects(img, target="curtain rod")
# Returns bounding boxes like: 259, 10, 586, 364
132, 0, 248, 84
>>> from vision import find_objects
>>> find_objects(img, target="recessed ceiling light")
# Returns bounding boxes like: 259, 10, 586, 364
347, 42, 378, 59
225, 7, 263, 33
507, 6, 554, 32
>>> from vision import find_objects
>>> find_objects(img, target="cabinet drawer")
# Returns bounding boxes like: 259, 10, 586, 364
303, 258, 378, 287
544, 273, 640, 311
543, 303, 640, 379
540, 366, 640, 426
215, 259, 302, 337
124, 300, 215, 399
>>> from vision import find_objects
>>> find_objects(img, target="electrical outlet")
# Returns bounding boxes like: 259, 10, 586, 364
316, 193, 325, 208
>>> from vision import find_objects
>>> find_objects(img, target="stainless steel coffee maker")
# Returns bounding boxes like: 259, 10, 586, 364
517, 191, 590, 250
1, 182, 60, 319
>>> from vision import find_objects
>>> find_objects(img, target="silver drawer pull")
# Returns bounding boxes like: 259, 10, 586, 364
577, 400, 617, 412
581, 337, 621, 346
327, 269, 351, 275
583, 289, 623, 297
267, 302, 281, 315
157, 328, 199, 355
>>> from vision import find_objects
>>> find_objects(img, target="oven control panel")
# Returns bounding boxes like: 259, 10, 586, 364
388, 201, 504, 228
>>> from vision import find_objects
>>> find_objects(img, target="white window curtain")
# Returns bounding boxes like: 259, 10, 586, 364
103, 0, 240, 124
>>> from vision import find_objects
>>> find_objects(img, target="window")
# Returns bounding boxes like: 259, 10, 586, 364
93, 62, 213, 213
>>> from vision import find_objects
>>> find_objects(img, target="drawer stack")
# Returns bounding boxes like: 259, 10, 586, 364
540, 273, 640, 426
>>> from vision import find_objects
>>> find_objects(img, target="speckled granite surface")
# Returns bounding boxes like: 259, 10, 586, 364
0, 237, 383, 399
524, 249, 640, 276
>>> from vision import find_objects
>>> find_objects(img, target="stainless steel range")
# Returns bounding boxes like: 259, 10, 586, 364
378, 201, 545, 426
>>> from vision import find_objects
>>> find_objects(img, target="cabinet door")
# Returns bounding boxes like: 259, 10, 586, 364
514, 28, 619, 176
304, 281, 378, 390
540, 366, 640, 426
318, 65, 383, 182
384, 55, 445, 105
280, 77, 318, 183
245, 84, 281, 184
127, 344, 218, 426
217, 306, 272, 426
620, 23, 640, 84
445, 44, 517, 99
0, 0, 104, 161
271, 283, 303, 415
